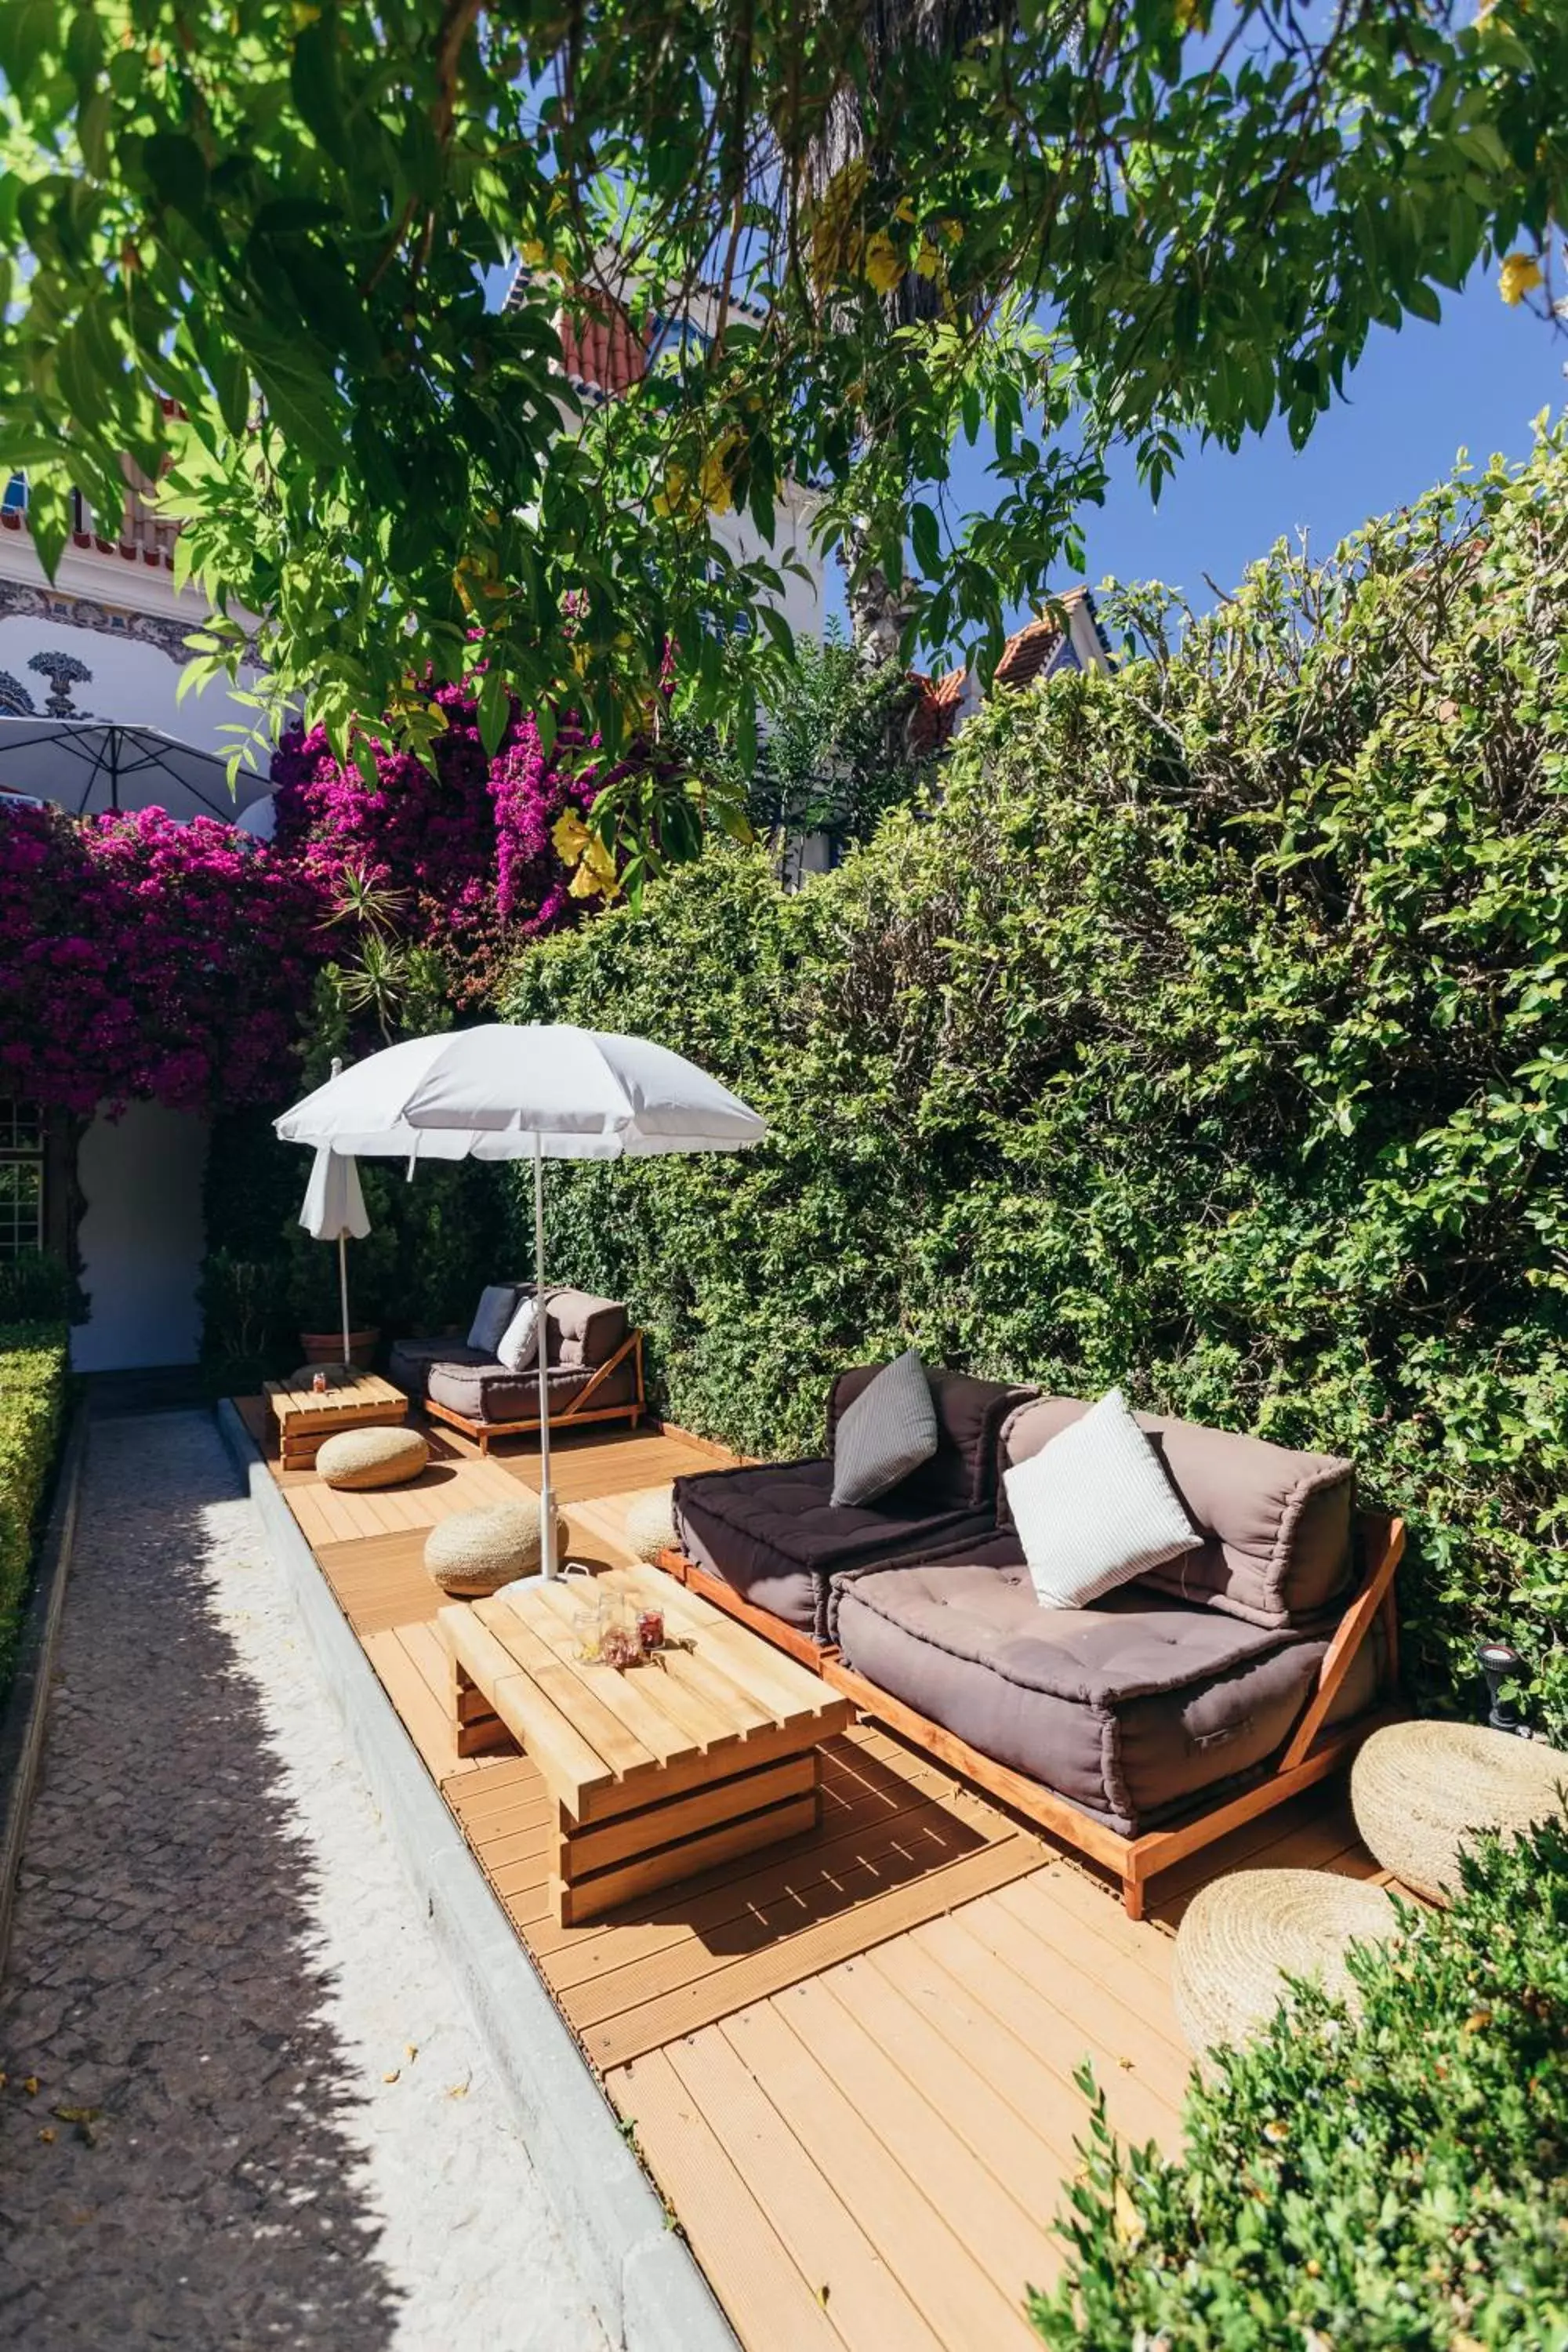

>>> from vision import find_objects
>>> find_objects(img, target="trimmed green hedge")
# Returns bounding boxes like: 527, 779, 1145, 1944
499, 428, 1568, 1734
1031, 1820, 1568, 2348
0, 1319, 70, 1692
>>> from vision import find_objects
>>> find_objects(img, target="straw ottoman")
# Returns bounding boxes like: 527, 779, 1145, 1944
316, 1425, 429, 1490
1172, 1867, 1400, 2056
425, 1501, 567, 1598
622, 1487, 676, 1566
1351, 1720, 1567, 1902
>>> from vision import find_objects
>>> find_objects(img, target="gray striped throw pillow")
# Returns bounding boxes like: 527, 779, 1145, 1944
1004, 1387, 1200, 1608
831, 1350, 940, 1508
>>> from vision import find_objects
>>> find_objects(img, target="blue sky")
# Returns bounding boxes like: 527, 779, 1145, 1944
825, 264, 1567, 645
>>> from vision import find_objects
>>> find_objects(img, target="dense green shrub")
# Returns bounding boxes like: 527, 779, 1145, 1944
1031, 1820, 1568, 2349
0, 1249, 81, 1326
0, 1319, 70, 1692
499, 428, 1568, 1731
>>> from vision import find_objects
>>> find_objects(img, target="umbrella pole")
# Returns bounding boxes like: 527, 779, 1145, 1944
339, 1232, 351, 1369
533, 1133, 557, 1579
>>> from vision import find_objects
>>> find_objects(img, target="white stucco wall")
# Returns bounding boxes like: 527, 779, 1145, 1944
71, 1104, 209, 1372
0, 612, 271, 822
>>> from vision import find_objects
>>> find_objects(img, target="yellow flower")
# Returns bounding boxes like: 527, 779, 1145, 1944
653, 463, 696, 519
893, 195, 916, 225
1174, 0, 1207, 27
566, 836, 619, 900
697, 445, 735, 515
863, 232, 906, 296
552, 808, 591, 863
913, 237, 943, 282
1500, 252, 1543, 306
809, 159, 869, 291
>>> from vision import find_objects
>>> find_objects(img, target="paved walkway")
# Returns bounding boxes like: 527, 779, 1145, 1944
0, 1410, 608, 2351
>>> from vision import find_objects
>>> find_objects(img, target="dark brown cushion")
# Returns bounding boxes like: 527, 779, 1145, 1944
388, 1338, 488, 1400
426, 1357, 637, 1423
546, 1289, 629, 1370
828, 1366, 1034, 1514
673, 1457, 996, 1643
834, 1560, 1330, 1835
997, 1398, 1354, 1631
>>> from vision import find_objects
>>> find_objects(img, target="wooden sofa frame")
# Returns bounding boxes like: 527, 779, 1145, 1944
426, 1330, 646, 1457
661, 1510, 1404, 1919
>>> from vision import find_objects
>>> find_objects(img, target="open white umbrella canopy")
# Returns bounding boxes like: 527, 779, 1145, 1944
276, 1025, 765, 1576
299, 1145, 372, 1368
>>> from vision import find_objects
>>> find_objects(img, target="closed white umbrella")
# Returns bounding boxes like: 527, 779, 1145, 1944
276, 1024, 765, 1576
299, 1144, 372, 1370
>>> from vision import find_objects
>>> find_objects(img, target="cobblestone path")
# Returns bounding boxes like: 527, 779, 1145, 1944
0, 1410, 608, 2351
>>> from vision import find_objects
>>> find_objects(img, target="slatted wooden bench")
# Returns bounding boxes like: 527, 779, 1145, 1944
439, 1563, 855, 1926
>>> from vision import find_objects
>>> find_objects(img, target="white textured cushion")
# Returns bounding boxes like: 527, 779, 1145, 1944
831, 1350, 940, 1508
1004, 1387, 1200, 1609
467, 1283, 519, 1355
495, 1294, 540, 1373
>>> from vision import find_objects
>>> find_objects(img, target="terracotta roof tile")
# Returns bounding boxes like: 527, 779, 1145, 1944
555, 293, 648, 396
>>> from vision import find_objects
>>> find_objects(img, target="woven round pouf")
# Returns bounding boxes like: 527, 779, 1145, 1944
1351, 1721, 1567, 1902
1172, 1867, 1399, 2057
424, 1501, 568, 1598
622, 1487, 676, 1566
316, 1425, 429, 1490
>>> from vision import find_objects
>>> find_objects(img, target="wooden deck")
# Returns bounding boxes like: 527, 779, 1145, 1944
236, 1398, 1383, 2351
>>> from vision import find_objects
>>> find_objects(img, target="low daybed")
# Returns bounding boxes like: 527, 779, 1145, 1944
671, 1362, 1034, 1663
390, 1284, 645, 1455
668, 1380, 1403, 1914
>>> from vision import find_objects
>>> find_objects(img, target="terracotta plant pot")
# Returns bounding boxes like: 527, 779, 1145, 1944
299, 1327, 379, 1371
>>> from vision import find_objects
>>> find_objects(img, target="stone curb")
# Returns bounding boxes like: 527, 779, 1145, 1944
0, 1406, 89, 1980
216, 1399, 737, 2352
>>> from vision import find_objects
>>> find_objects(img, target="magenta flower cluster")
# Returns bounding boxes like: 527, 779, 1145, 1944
0, 802, 329, 1113
270, 684, 601, 1005
2, 682, 610, 1114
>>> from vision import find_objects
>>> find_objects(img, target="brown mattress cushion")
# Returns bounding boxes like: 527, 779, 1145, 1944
834, 1561, 1329, 1836
547, 1288, 628, 1369
673, 1457, 996, 1643
828, 1366, 1033, 1513
388, 1338, 488, 1399
997, 1399, 1354, 1631
426, 1357, 636, 1423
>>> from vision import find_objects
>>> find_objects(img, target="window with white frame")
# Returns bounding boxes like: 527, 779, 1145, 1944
0, 1102, 45, 1260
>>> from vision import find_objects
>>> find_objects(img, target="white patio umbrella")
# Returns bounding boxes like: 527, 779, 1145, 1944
299, 1144, 371, 1369
275, 1024, 765, 1577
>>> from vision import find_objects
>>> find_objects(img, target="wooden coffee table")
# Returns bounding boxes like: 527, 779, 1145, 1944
439, 1563, 855, 1926
264, 1371, 408, 1470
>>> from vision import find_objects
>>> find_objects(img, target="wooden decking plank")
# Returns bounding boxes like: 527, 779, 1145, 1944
777, 1973, 1059, 2303
989, 1872, 1190, 2046
910, 1907, 1190, 2141
719, 2001, 1038, 2352
551, 1786, 1011, 2013
818, 1944, 1078, 2190
656, 2026, 943, 2352
362, 1626, 466, 1782
604, 2049, 849, 2352
880, 1918, 1184, 2159
532, 1744, 1010, 1985
580, 1837, 1039, 2069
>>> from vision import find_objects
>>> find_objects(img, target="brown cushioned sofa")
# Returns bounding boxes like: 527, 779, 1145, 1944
390, 1285, 644, 1455
827, 1396, 1402, 1915
672, 1363, 1035, 1657
666, 1383, 1403, 1913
